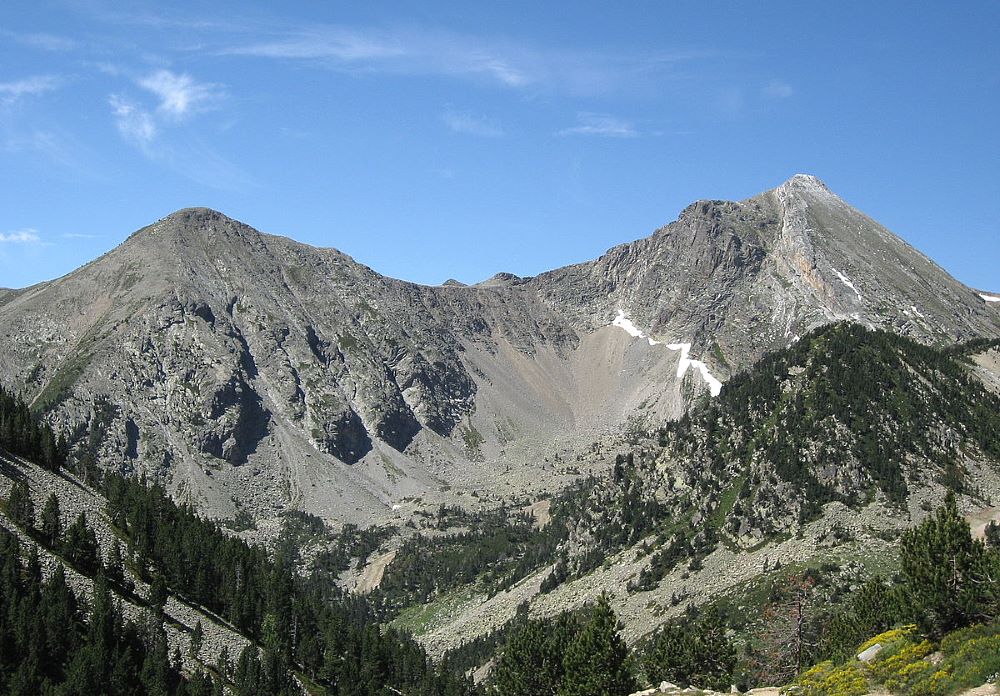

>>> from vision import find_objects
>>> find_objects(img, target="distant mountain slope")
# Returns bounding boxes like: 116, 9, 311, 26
0, 177, 996, 527
382, 324, 1000, 657
530, 175, 998, 366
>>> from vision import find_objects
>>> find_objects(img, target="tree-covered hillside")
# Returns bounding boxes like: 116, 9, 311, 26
553, 324, 1000, 589
0, 386, 476, 695
3, 323, 999, 694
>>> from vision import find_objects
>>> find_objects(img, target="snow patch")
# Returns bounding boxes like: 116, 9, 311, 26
664, 342, 724, 397
980, 293, 1000, 303
612, 310, 661, 346
610, 310, 722, 396
831, 268, 862, 301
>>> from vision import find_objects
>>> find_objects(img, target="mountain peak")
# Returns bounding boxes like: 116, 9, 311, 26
124, 207, 259, 249
162, 206, 230, 223
777, 173, 832, 194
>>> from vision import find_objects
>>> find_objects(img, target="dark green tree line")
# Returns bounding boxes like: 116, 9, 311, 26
0, 384, 65, 471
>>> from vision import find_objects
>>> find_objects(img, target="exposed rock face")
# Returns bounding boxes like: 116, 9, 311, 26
529, 175, 999, 368
0, 177, 996, 525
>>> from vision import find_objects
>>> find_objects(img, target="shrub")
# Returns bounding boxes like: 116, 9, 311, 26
796, 661, 868, 696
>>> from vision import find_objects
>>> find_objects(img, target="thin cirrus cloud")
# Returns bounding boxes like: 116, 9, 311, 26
0, 29, 77, 52
557, 113, 638, 138
442, 110, 504, 137
217, 24, 703, 94
0, 229, 40, 244
137, 69, 222, 119
106, 92, 254, 192
761, 79, 794, 99
109, 95, 157, 147
0, 75, 60, 105
218, 25, 529, 87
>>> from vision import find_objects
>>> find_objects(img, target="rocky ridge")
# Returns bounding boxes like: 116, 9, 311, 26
0, 176, 996, 528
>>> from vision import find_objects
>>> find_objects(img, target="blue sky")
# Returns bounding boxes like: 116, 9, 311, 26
1, 1, 998, 290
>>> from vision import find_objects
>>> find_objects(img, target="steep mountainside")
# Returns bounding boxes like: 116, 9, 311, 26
530, 175, 998, 364
0, 176, 996, 527
369, 326, 1000, 658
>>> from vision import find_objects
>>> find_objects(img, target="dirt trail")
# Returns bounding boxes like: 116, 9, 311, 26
354, 549, 397, 594
522, 499, 552, 528
966, 505, 1000, 540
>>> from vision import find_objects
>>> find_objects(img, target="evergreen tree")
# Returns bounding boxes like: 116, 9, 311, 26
900, 492, 986, 637
558, 594, 636, 696
644, 608, 736, 691
0, 384, 64, 471
234, 646, 265, 696
40, 492, 61, 547
149, 572, 169, 613
140, 620, 175, 696
64, 511, 101, 573
985, 520, 1000, 550
0, 526, 202, 694
494, 616, 574, 696
817, 576, 904, 661
105, 538, 131, 591
190, 620, 204, 659
3, 478, 34, 530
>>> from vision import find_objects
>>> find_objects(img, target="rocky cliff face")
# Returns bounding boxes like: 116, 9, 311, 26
530, 175, 998, 369
0, 176, 996, 526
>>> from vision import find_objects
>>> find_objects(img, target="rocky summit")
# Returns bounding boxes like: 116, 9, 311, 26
1, 175, 997, 528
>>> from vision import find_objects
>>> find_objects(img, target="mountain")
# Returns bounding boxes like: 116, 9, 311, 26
364, 325, 1000, 659
0, 176, 997, 528
0, 428, 475, 694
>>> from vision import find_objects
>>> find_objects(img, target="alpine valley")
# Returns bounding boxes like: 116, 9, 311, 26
2, 174, 1000, 695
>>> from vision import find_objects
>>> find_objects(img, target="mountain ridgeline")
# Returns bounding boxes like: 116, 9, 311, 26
1, 175, 997, 527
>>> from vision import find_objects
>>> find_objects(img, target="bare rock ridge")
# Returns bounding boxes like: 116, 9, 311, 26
0, 176, 996, 526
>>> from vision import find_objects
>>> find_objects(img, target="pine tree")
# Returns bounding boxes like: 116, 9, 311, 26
558, 594, 636, 696
817, 576, 904, 661
985, 520, 1000, 549
752, 574, 817, 685
900, 492, 985, 637
105, 539, 130, 591
494, 619, 564, 696
64, 512, 100, 573
644, 608, 736, 691
190, 620, 204, 659
40, 492, 61, 547
140, 620, 174, 696
234, 645, 264, 696
149, 572, 168, 613
4, 479, 34, 530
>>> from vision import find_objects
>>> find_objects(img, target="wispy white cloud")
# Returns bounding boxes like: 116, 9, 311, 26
62, 232, 101, 239
21, 33, 78, 52
137, 69, 222, 119
442, 110, 503, 137
223, 26, 533, 88
0, 29, 77, 52
106, 94, 254, 191
228, 26, 404, 61
557, 112, 638, 138
218, 24, 703, 94
1, 126, 108, 180
762, 79, 793, 99
0, 75, 60, 105
109, 95, 157, 146
0, 229, 40, 244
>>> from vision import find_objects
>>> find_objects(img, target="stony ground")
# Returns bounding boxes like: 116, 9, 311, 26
0, 452, 252, 675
